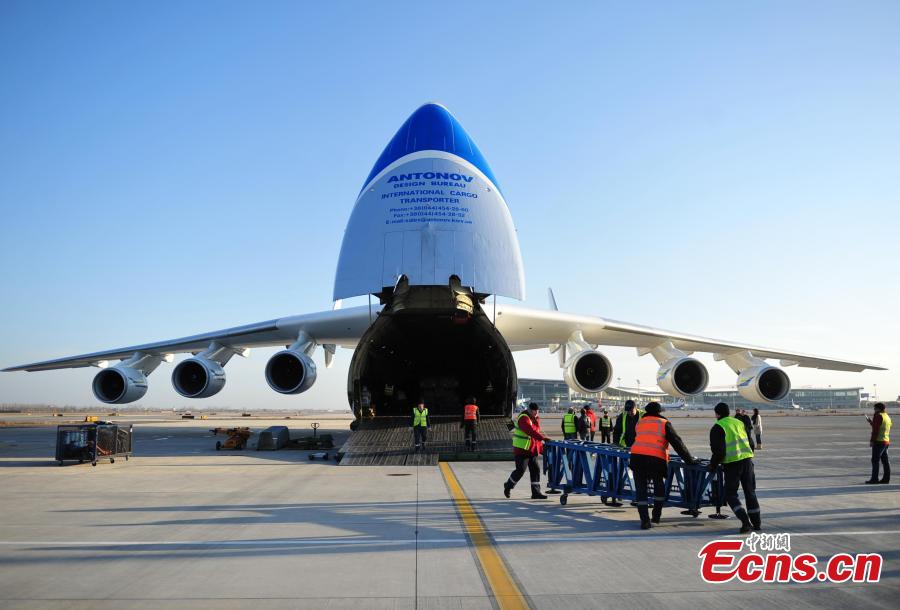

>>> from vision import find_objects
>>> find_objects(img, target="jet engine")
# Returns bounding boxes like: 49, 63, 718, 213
92, 366, 148, 404
563, 350, 613, 394
265, 349, 317, 394
172, 357, 226, 398
737, 365, 791, 403
656, 357, 709, 397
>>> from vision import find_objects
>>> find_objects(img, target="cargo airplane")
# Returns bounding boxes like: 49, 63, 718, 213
3, 104, 885, 422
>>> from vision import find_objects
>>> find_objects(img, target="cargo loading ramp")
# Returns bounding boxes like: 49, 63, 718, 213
339, 416, 513, 466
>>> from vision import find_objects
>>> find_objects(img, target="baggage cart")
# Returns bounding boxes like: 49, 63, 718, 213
55, 423, 133, 466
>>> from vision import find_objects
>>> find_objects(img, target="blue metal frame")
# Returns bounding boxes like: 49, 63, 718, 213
542, 440, 725, 513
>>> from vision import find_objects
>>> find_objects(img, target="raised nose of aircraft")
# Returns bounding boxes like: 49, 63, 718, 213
362, 102, 500, 192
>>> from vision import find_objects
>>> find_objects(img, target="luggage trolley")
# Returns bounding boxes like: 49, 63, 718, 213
55, 423, 133, 466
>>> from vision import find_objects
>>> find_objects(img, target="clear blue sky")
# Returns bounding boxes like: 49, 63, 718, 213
1, 1, 897, 409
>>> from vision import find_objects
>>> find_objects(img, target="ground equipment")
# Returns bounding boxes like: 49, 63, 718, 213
211, 427, 252, 450
55, 423, 133, 466
542, 439, 724, 515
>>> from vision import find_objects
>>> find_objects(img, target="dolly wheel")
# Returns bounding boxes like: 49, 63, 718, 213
58, 461, 63, 467
92, 462, 97, 467
110, 458, 115, 464
216, 441, 222, 451
560, 494, 568, 506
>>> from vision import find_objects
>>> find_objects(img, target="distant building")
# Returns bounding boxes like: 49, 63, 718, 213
517, 378, 862, 410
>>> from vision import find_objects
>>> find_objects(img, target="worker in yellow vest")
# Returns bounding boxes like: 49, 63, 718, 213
599, 410, 613, 444
561, 407, 577, 440
613, 401, 642, 447
462, 397, 479, 451
865, 402, 891, 484
411, 401, 429, 452
504, 403, 551, 499
708, 402, 759, 533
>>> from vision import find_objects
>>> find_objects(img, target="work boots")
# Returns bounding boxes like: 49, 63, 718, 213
638, 505, 651, 530
749, 512, 762, 531
503, 482, 512, 499
736, 509, 752, 534
531, 484, 547, 499
651, 503, 663, 524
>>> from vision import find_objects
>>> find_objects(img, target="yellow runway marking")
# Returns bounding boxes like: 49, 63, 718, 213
439, 462, 529, 610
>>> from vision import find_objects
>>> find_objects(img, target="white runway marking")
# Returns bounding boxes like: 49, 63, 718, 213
2, 530, 899, 548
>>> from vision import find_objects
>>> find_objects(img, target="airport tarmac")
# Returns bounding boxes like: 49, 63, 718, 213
0, 412, 897, 608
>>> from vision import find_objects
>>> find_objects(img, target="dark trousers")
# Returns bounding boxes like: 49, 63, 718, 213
634, 469, 666, 508
723, 459, 760, 524
507, 454, 541, 491
600, 428, 611, 443
463, 421, 477, 446
563, 432, 576, 440
872, 443, 890, 481
413, 426, 427, 447
755, 431, 762, 446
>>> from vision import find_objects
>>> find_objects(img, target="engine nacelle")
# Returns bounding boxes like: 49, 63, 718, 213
656, 357, 709, 397
92, 366, 148, 404
172, 357, 226, 398
737, 365, 791, 403
265, 349, 317, 394
563, 350, 613, 394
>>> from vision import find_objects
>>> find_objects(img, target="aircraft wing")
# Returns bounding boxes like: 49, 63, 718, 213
495, 303, 885, 372
2, 306, 376, 372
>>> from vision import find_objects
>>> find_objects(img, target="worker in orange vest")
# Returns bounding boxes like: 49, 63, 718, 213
462, 396, 479, 451
631, 402, 697, 529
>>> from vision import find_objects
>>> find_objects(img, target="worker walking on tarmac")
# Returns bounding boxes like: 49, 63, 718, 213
462, 397, 479, 451
604, 400, 642, 506
577, 407, 591, 441
630, 402, 698, 529
562, 407, 577, 440
614, 400, 642, 447
751, 408, 763, 449
412, 401, 429, 452
584, 402, 597, 441
599, 410, 613, 444
504, 402, 551, 500
865, 402, 891, 484
735, 408, 754, 440
708, 402, 760, 533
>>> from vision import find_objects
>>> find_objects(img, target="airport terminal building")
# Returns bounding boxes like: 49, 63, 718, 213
518, 378, 863, 411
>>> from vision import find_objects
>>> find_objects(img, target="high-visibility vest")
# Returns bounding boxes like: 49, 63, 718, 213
413, 408, 428, 427
512, 412, 533, 451
601, 415, 611, 427
876, 413, 892, 443
630, 415, 669, 461
618, 411, 642, 447
716, 416, 754, 463
463, 404, 478, 421
562, 413, 577, 434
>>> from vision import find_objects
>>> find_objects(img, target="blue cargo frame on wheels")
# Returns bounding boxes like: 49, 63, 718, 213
543, 439, 725, 514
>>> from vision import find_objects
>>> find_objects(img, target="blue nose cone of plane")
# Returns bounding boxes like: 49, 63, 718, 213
362, 103, 500, 192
